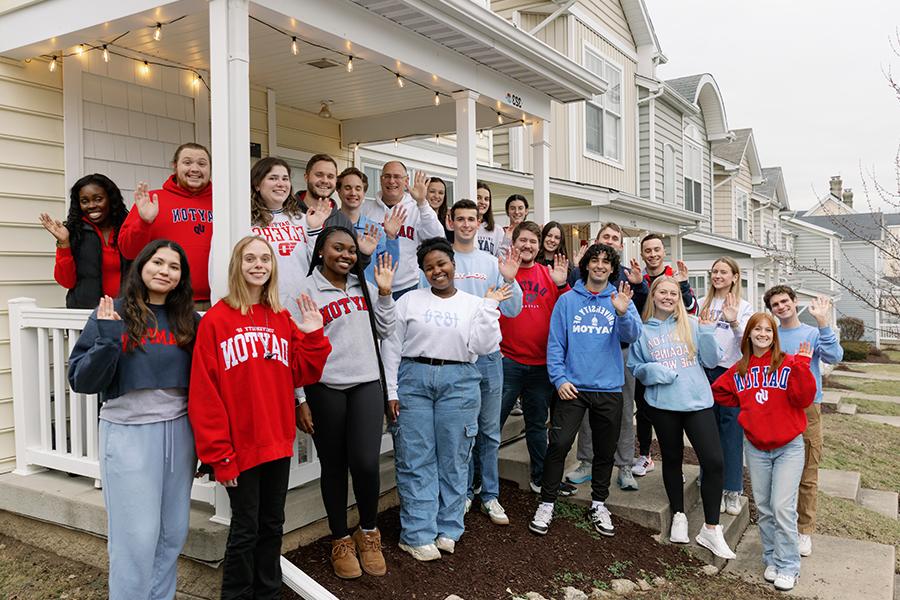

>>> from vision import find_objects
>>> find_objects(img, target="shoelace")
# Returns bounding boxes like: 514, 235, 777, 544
591, 505, 611, 523
535, 505, 553, 523
358, 533, 381, 552
333, 540, 355, 558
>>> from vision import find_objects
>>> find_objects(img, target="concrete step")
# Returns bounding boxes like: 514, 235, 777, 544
678, 495, 750, 569
724, 527, 896, 600
858, 414, 900, 427
858, 488, 899, 520
836, 402, 858, 415
821, 390, 843, 407
833, 391, 900, 405
829, 370, 900, 382
818, 468, 861, 502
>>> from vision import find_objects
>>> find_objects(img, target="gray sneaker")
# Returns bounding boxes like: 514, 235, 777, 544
617, 466, 639, 491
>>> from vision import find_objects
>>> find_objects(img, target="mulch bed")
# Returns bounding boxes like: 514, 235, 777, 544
282, 479, 700, 600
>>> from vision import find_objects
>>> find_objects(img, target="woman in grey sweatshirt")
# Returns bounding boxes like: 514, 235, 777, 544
296, 226, 396, 580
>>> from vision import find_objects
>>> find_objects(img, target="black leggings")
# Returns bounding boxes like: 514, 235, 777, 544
646, 405, 724, 525
634, 380, 653, 456
305, 381, 384, 538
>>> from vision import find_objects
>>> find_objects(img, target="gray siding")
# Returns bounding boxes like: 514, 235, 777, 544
792, 230, 834, 293
638, 101, 650, 199
684, 112, 712, 226
838, 242, 879, 342
653, 98, 682, 208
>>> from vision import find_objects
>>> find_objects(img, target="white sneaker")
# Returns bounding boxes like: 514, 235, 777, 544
669, 512, 689, 544
588, 503, 615, 537
435, 536, 455, 554
529, 480, 542, 494
398, 542, 441, 561
464, 498, 472, 514
695, 525, 736, 560
724, 491, 742, 516
529, 502, 554, 535
565, 460, 593, 484
774, 573, 796, 591
481, 498, 510, 525
632, 455, 654, 477
510, 399, 523, 416
764, 565, 777, 583
720, 493, 727, 513
798, 533, 812, 557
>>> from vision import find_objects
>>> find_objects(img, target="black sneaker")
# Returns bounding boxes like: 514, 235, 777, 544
588, 503, 615, 536
558, 481, 578, 497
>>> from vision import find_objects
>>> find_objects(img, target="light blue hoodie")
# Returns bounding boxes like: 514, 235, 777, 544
547, 280, 641, 392
627, 315, 721, 412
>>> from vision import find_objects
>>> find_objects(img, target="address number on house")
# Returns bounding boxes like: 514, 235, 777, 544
504, 93, 523, 109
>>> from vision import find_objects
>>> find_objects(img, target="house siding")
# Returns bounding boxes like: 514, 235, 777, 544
792, 228, 835, 293
638, 99, 649, 198
685, 111, 713, 228
840, 242, 879, 342
653, 98, 682, 209
713, 174, 733, 237
0, 58, 65, 472
574, 0, 636, 46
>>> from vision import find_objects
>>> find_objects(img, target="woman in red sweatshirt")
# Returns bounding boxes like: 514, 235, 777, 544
118, 143, 213, 304
712, 312, 815, 593
188, 235, 331, 600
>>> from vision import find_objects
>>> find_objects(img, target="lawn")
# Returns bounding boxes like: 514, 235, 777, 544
845, 397, 900, 417
824, 375, 900, 397
821, 413, 900, 492
816, 493, 900, 572
838, 362, 900, 376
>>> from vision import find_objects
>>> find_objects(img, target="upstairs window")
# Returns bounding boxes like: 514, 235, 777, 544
736, 191, 749, 241
584, 47, 622, 163
684, 141, 703, 213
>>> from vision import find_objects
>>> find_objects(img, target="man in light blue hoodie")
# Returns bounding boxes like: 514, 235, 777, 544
528, 243, 640, 538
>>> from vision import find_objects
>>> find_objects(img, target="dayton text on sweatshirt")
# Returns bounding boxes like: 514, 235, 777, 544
628, 316, 721, 412
777, 323, 843, 403
499, 263, 569, 366
547, 280, 641, 392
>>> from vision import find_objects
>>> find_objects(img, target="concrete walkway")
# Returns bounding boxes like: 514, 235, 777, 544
831, 390, 900, 405
858, 414, 900, 427
724, 527, 896, 600
829, 370, 900, 382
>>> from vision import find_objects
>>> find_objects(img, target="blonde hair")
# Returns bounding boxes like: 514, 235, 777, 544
642, 276, 696, 358
699, 257, 742, 316
223, 236, 283, 315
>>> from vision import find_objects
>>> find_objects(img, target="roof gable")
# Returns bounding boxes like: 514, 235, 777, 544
798, 212, 886, 242
665, 73, 729, 140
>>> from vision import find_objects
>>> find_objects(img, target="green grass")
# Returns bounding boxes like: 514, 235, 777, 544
883, 350, 900, 362
825, 376, 900, 397
816, 492, 900, 572
821, 413, 900, 492
845, 397, 900, 417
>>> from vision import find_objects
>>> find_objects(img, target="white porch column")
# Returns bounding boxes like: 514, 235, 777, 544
532, 119, 551, 224
669, 234, 683, 261
453, 90, 479, 201
209, 0, 251, 302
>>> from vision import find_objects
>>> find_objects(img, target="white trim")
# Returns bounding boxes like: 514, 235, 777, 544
62, 53, 84, 192
581, 43, 624, 166
683, 136, 703, 215
194, 70, 211, 149
647, 96, 656, 201
568, 5, 639, 62
266, 88, 277, 156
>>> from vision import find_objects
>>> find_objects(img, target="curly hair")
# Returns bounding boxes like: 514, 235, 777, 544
416, 237, 454, 270
578, 243, 621, 284
66, 174, 128, 252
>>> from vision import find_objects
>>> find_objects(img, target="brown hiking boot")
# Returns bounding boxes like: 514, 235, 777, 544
330, 537, 362, 579
352, 528, 387, 576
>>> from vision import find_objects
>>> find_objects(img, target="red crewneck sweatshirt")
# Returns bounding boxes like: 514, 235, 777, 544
712, 352, 816, 450
499, 263, 569, 365
188, 301, 331, 481
118, 176, 213, 301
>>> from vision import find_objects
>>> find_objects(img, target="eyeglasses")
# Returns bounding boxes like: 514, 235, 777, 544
381, 173, 406, 180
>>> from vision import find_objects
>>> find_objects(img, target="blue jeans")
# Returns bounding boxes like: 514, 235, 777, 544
707, 366, 744, 492
99, 415, 196, 600
393, 359, 481, 546
744, 434, 805, 577
468, 351, 503, 502
499, 357, 554, 486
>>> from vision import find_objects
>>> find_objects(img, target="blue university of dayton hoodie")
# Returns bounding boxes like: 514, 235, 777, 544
627, 316, 722, 412
547, 280, 641, 392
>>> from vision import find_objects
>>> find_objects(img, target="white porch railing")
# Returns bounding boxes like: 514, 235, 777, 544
881, 323, 900, 342
8, 297, 393, 524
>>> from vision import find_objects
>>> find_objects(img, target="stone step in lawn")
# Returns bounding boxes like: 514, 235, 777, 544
858, 488, 899, 520
836, 402, 858, 415
818, 468, 861, 502
679, 494, 750, 569
857, 414, 900, 427
832, 391, 900, 405
724, 527, 896, 600
821, 390, 842, 407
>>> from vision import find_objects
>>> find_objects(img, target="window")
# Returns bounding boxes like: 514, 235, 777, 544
363, 164, 382, 201
663, 144, 675, 203
584, 47, 622, 162
684, 141, 703, 213
689, 274, 707, 295
736, 191, 749, 241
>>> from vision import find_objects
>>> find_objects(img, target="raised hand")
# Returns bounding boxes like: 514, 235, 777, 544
673, 260, 689, 283
558, 382, 578, 401
573, 244, 588, 266
358, 223, 381, 256
797, 341, 814, 358
498, 246, 522, 282
134, 182, 159, 224
722, 292, 739, 323
305, 197, 332, 230
699, 308, 715, 326
625, 257, 643, 285
296, 402, 314, 434
550, 253, 569, 287
294, 293, 324, 333
96, 295, 121, 321
808, 295, 832, 326
611, 281, 634, 315
39, 213, 69, 246
383, 205, 408, 239
485, 284, 513, 303
373, 253, 396, 296
407, 170, 428, 205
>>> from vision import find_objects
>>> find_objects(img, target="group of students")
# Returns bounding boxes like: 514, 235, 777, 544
44, 143, 842, 598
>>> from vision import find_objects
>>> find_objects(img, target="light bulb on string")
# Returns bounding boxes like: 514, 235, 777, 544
394, 138, 399, 148
192, 72, 200, 87
434, 134, 440, 145
154, 23, 162, 41
346, 56, 353, 73
102, 45, 109, 63
497, 112, 503, 125
396, 73, 404, 88
76, 44, 85, 55
49, 56, 58, 72
434, 92, 440, 106
141, 61, 150, 76
291, 37, 299, 56
478, 129, 484, 140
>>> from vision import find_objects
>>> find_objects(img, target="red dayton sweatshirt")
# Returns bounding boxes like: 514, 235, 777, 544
118, 176, 213, 301
711, 352, 816, 450
188, 301, 331, 481
500, 263, 569, 366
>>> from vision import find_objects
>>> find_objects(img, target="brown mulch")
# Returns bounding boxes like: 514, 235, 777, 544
834, 364, 864, 372
282, 480, 700, 600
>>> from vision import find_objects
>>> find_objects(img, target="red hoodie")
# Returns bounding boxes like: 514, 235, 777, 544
118, 176, 213, 301
499, 263, 569, 365
188, 301, 331, 481
712, 352, 816, 450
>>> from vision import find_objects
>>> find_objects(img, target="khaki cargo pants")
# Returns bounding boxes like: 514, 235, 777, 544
797, 403, 822, 534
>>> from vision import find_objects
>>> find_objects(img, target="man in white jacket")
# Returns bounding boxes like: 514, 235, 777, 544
360, 161, 445, 298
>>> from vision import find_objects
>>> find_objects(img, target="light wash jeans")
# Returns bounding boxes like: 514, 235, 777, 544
393, 358, 481, 546
99, 415, 196, 600
743, 434, 805, 577
468, 351, 503, 503
498, 357, 555, 486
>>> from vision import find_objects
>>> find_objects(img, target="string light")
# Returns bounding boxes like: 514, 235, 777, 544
396, 73, 404, 88
434, 92, 440, 106
291, 37, 299, 56
478, 129, 485, 140
153, 23, 162, 41
102, 45, 109, 63
77, 44, 85, 55
49, 56, 58, 72
346, 55, 353, 73
434, 133, 440, 144
140, 60, 150, 76
393, 138, 399, 148
497, 112, 503, 124
192, 72, 200, 87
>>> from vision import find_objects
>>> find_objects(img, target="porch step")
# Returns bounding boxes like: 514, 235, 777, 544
858, 488, 899, 520
724, 527, 896, 600
677, 495, 750, 569
836, 402, 858, 415
818, 468, 861, 502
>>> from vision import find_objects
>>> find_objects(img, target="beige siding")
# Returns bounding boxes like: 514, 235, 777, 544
0, 58, 65, 473
713, 173, 733, 237
653, 98, 683, 209
275, 104, 347, 165
638, 100, 649, 198
574, 0, 635, 46
249, 86, 268, 157
491, 0, 552, 20
571, 19, 637, 193
492, 129, 510, 169
684, 112, 713, 227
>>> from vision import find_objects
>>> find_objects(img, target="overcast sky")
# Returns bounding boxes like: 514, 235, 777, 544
645, 0, 900, 212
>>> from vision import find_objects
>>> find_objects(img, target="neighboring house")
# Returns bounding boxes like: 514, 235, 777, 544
803, 175, 856, 216
781, 213, 843, 327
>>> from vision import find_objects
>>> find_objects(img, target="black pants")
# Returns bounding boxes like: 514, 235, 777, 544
221, 457, 291, 600
541, 391, 622, 503
305, 381, 384, 538
634, 380, 653, 456
647, 405, 724, 525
